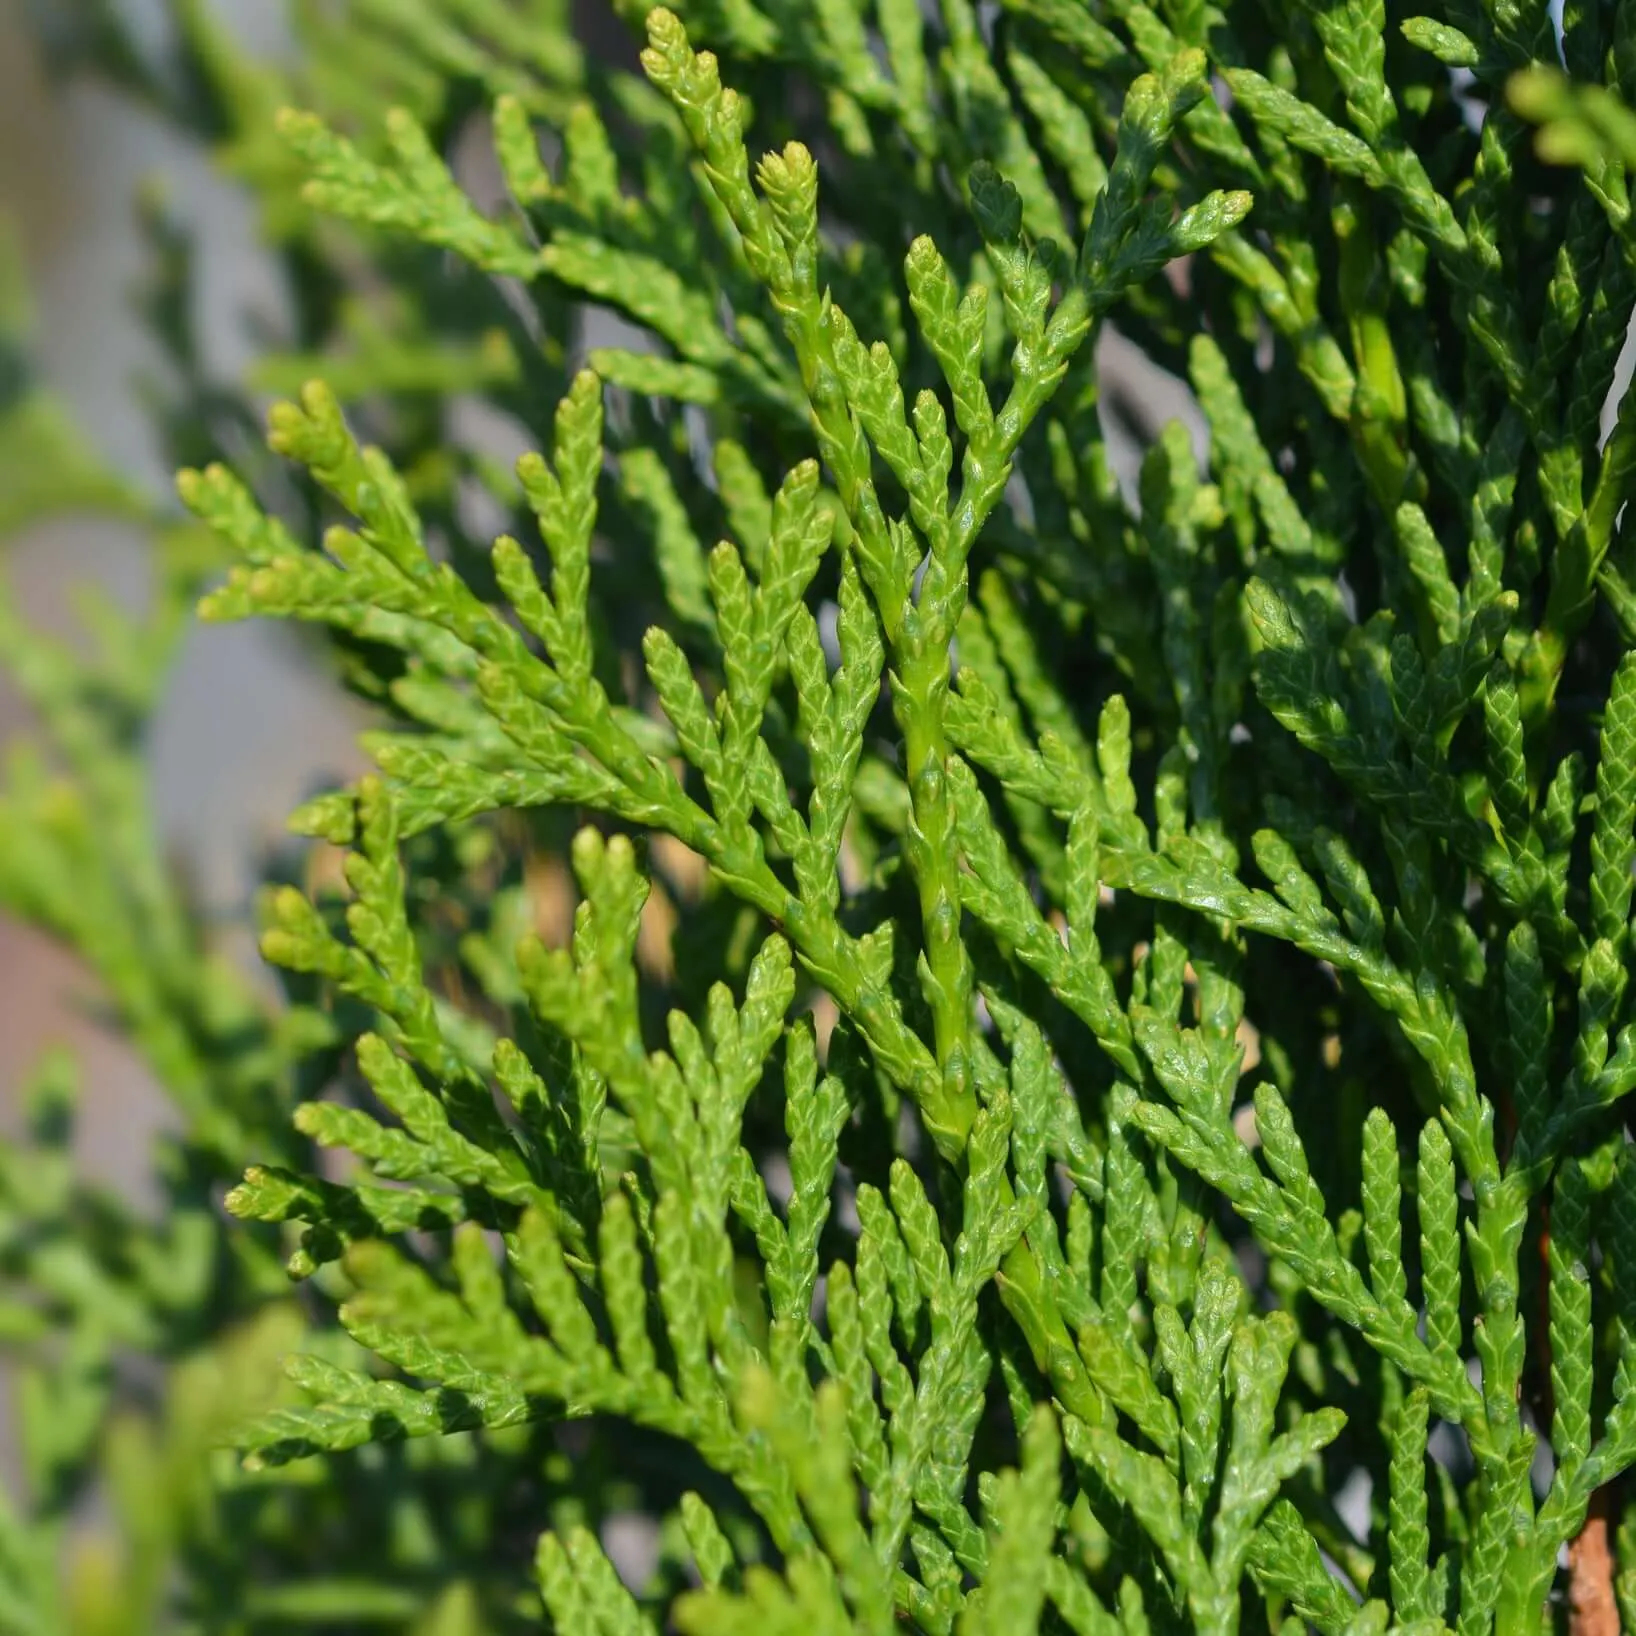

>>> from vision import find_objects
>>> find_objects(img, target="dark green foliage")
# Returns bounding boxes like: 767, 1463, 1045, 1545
5, 0, 1636, 1630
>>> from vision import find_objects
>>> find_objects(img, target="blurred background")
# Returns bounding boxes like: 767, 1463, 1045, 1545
0, 0, 363, 1197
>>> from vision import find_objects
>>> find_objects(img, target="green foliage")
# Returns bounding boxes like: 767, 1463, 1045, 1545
7, 0, 1636, 1631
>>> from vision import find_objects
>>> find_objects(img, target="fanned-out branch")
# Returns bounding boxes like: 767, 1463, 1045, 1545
8, 0, 1636, 1629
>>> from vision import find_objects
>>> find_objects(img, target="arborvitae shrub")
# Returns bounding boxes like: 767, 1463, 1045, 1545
7, 0, 1636, 1630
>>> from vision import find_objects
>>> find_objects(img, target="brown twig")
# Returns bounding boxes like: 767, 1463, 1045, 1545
1537, 1194, 1620, 1636
1568, 1487, 1620, 1636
